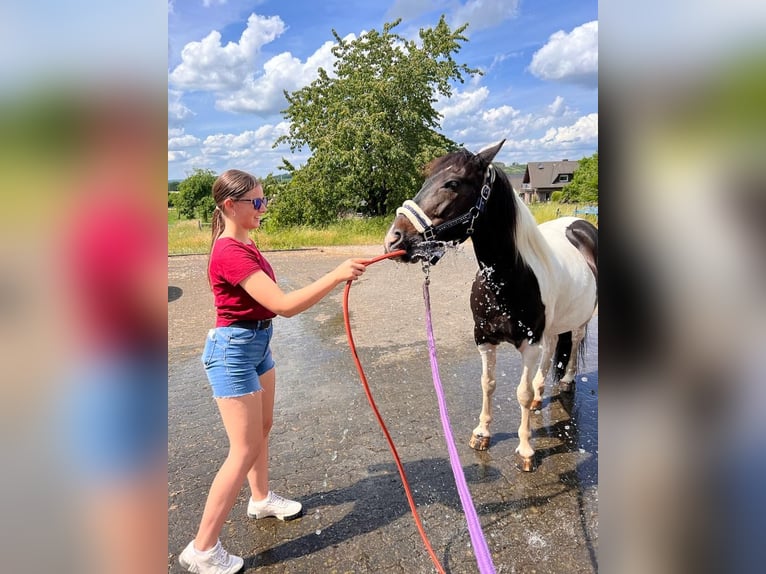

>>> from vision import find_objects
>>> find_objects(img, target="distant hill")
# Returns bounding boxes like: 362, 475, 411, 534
495, 161, 526, 175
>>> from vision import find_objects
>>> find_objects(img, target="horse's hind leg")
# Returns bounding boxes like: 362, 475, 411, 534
560, 325, 586, 392
530, 334, 557, 411
469, 343, 497, 451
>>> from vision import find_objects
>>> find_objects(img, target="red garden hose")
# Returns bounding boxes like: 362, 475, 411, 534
342, 250, 446, 574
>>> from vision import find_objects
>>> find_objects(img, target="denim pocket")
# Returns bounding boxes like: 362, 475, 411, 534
227, 327, 256, 344
201, 330, 217, 366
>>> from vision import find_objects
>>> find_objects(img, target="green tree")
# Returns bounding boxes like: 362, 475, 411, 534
273, 16, 479, 225
175, 168, 217, 220
561, 153, 598, 203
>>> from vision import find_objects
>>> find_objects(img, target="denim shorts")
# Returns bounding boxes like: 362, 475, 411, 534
201, 325, 275, 398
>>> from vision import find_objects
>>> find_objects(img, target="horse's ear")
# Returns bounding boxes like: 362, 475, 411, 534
476, 139, 506, 164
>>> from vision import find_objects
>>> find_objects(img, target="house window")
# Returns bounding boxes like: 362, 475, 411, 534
559, 174, 569, 182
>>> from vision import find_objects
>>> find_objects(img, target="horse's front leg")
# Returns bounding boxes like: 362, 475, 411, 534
530, 334, 557, 411
469, 343, 497, 451
516, 341, 542, 471
559, 325, 586, 392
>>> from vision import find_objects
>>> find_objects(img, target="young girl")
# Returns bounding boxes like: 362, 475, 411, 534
179, 169, 366, 574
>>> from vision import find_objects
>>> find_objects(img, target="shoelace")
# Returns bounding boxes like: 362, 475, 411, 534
269, 492, 288, 507
210, 543, 232, 566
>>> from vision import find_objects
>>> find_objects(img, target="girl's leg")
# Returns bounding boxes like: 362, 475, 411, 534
247, 367, 275, 501
193, 392, 265, 551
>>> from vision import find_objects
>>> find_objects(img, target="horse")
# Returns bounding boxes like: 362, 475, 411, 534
383, 140, 598, 471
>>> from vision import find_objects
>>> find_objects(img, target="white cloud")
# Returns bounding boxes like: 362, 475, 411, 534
540, 113, 598, 145
168, 89, 195, 124
436, 87, 489, 120
168, 150, 190, 162
168, 13, 286, 91
529, 21, 598, 87
451, 0, 520, 32
203, 124, 288, 151
482, 105, 520, 124
170, 123, 303, 177
168, 134, 201, 148
215, 38, 341, 114
548, 96, 565, 116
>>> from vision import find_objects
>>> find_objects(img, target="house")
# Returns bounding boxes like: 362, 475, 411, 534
519, 159, 579, 203
506, 173, 525, 197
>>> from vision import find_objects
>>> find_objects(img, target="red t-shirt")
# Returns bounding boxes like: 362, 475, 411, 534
208, 238, 277, 327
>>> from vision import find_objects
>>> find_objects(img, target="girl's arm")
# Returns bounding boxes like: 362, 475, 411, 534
240, 258, 366, 318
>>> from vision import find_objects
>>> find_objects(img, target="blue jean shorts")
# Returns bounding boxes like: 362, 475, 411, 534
201, 325, 275, 398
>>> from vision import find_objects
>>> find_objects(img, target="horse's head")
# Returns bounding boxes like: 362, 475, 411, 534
384, 139, 506, 263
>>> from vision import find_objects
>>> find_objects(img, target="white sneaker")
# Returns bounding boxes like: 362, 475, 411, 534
178, 540, 244, 574
247, 491, 302, 520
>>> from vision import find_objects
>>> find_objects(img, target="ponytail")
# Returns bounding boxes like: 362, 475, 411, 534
207, 169, 259, 289
207, 207, 225, 288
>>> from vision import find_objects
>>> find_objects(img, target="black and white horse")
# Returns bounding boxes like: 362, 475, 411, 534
384, 140, 597, 471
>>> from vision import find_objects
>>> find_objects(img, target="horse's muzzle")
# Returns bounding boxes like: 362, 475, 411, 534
384, 219, 415, 261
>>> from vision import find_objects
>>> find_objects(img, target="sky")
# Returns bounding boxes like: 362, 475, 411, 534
167, 0, 598, 181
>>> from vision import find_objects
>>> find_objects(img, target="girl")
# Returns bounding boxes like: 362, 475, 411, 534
179, 169, 366, 574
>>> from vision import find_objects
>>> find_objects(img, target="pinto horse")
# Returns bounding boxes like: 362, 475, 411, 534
384, 140, 597, 471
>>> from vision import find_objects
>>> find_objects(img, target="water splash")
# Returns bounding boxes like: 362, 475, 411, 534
410, 240, 454, 265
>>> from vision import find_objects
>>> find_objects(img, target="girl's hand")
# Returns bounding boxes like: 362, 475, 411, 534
334, 258, 367, 283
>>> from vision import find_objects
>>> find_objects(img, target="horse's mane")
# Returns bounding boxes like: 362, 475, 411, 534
492, 167, 554, 278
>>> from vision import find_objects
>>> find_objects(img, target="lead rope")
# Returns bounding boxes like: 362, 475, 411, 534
343, 251, 497, 574
421, 263, 497, 574
343, 250, 446, 574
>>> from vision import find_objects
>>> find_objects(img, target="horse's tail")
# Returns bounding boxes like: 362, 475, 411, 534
552, 329, 587, 383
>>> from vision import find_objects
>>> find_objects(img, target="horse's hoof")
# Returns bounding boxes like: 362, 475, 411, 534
469, 433, 491, 451
559, 381, 573, 393
515, 453, 537, 472
530, 399, 542, 411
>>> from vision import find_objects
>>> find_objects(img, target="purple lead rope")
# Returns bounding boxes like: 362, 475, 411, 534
423, 279, 497, 574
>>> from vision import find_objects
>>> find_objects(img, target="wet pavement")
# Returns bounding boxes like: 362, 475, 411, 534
168, 243, 598, 573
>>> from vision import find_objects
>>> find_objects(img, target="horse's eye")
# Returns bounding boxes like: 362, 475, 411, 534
444, 180, 460, 191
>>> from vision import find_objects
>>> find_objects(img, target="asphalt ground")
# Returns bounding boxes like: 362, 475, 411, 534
168, 243, 598, 573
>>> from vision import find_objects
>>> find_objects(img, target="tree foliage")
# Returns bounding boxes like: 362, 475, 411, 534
561, 152, 598, 204
271, 16, 479, 226
176, 168, 217, 220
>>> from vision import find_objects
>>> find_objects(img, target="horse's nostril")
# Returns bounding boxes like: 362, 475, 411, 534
385, 229, 403, 252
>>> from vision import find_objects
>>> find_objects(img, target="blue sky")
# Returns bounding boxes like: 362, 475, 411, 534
168, 0, 598, 180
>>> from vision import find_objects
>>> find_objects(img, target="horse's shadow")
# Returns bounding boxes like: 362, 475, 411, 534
246, 456, 475, 569
246, 447, 596, 571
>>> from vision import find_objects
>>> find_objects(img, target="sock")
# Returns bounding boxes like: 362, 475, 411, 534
194, 540, 220, 556
252, 491, 271, 505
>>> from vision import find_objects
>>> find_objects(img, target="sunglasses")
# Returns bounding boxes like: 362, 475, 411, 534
234, 197, 269, 210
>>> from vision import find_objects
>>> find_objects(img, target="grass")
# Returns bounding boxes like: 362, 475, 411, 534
168, 210, 393, 254
168, 203, 597, 255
